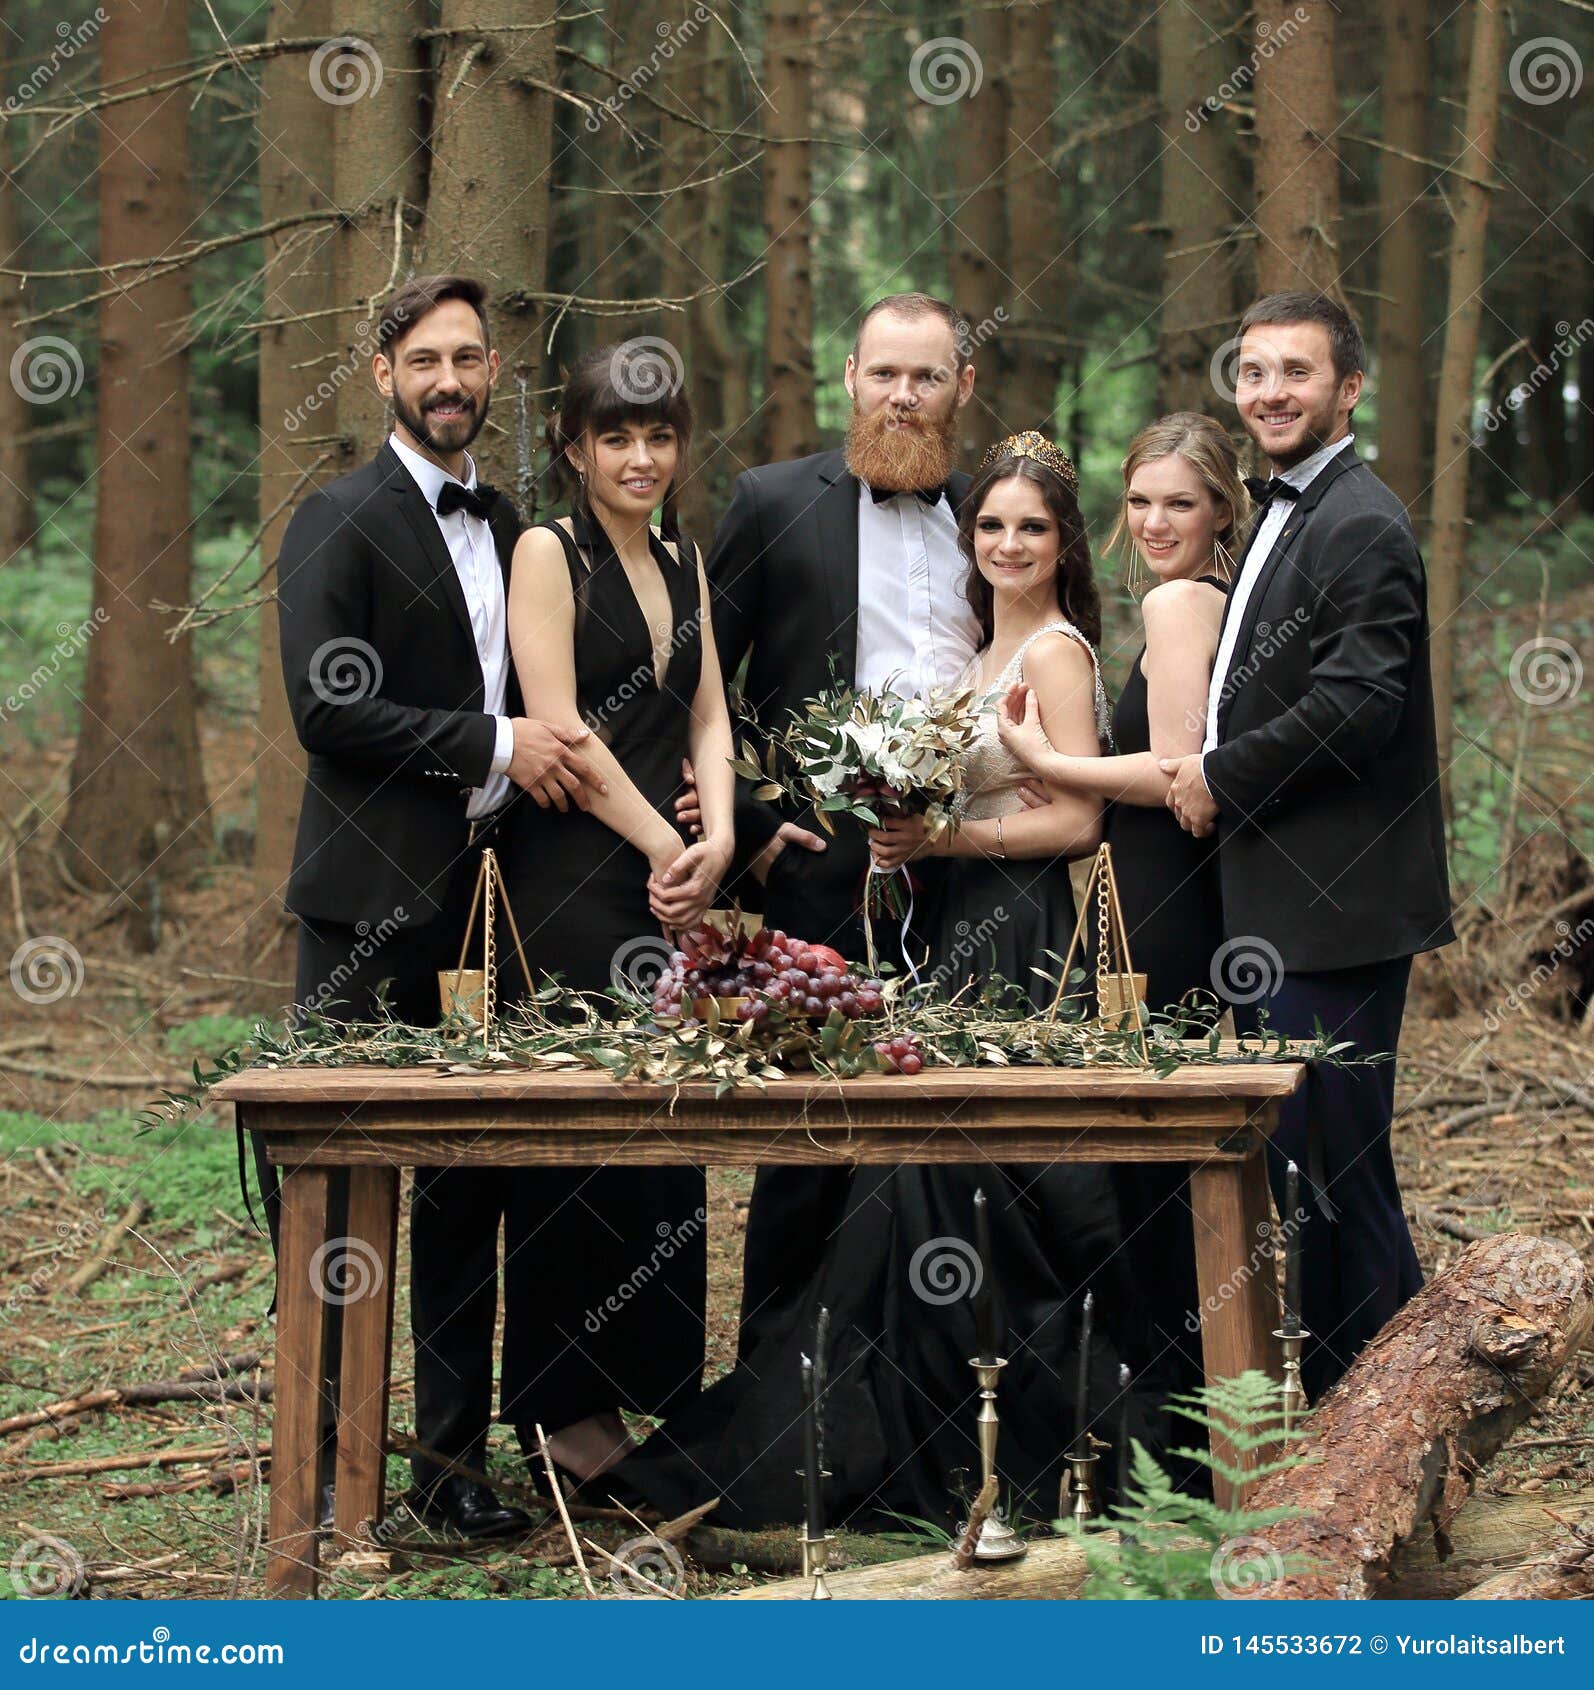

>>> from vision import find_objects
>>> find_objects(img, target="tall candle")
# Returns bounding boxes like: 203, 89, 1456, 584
1115, 1363, 1132, 1507
1283, 1160, 1302, 1335
813, 1306, 831, 1473
972, 1188, 997, 1363
1074, 1289, 1094, 1456
800, 1352, 823, 1541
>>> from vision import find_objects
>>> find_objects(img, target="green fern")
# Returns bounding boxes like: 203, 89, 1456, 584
1066, 1370, 1318, 1599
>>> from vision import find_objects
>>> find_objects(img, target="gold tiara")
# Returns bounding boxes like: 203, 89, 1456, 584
979, 430, 1079, 492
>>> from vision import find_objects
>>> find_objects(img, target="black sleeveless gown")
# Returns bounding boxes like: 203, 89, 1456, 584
1103, 575, 1229, 1447
602, 637, 1183, 1533
496, 509, 706, 1436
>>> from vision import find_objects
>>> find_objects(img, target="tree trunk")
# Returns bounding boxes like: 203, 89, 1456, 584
946, 10, 1010, 460
1003, 14, 1064, 433
421, 0, 556, 510
1373, 0, 1430, 515
64, 0, 208, 915
0, 61, 32, 560
1156, 0, 1242, 416
726, 1531, 1087, 1599
1243, 1233, 1591, 1601
329, 1, 429, 453
762, 0, 818, 463
245, 0, 340, 1015
1459, 1537, 1594, 1601
1252, 0, 1341, 295
1428, 0, 1507, 803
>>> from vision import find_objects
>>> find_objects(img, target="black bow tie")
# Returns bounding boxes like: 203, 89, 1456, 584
436, 480, 498, 520
1243, 475, 1301, 508
868, 481, 946, 507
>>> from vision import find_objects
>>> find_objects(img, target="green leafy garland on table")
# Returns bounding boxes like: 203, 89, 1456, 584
139, 962, 1363, 1129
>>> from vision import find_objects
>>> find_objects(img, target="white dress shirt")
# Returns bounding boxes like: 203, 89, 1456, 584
854, 483, 981, 696
388, 432, 514, 818
1201, 432, 1355, 772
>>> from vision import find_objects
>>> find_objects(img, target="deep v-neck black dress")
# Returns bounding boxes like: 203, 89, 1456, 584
496, 509, 706, 1434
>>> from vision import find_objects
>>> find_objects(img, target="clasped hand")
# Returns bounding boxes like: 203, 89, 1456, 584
648, 837, 729, 932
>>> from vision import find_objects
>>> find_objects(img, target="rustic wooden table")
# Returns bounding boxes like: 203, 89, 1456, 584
210, 1058, 1305, 1597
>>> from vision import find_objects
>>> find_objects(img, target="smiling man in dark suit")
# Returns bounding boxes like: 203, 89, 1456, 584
1162, 291, 1455, 1399
272, 275, 602, 1535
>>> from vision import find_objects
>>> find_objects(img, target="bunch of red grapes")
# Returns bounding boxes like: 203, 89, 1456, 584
651, 925, 887, 1026
871, 1033, 924, 1075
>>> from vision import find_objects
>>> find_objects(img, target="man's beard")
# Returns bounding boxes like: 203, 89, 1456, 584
1245, 394, 1340, 468
844, 401, 958, 493
392, 387, 489, 457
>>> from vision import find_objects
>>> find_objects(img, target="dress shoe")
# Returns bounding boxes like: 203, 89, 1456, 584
405, 1474, 531, 1539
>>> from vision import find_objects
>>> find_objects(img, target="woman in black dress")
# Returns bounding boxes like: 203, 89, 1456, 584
995, 412, 1249, 1439
605, 436, 1175, 1537
498, 346, 735, 1484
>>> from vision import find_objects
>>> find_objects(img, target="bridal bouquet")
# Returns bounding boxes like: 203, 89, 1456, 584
732, 681, 982, 953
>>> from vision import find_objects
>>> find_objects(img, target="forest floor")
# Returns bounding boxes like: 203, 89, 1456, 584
0, 518, 1591, 1600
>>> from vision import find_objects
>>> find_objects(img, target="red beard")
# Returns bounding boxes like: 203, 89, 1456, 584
844, 401, 959, 493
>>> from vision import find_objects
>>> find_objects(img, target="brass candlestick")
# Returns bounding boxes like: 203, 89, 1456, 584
958, 1357, 1027, 1561
1274, 1326, 1309, 1432
800, 1532, 835, 1599
1061, 1451, 1100, 1525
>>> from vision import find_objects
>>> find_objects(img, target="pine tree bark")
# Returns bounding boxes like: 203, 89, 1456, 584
1428, 0, 1507, 802
1252, 1, 1341, 295
947, 10, 1010, 460
1003, 14, 1064, 434
1373, 0, 1430, 514
329, 1, 428, 453
245, 0, 340, 1013
0, 60, 32, 560
421, 0, 556, 509
762, 0, 818, 463
1156, 0, 1243, 416
64, 0, 208, 913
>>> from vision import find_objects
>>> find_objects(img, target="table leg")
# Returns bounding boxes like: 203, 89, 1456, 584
333, 1165, 399, 1549
1189, 1144, 1282, 1509
265, 1163, 332, 1598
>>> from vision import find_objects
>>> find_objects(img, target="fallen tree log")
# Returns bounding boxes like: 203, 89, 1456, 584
1243, 1233, 1590, 1600
1458, 1531, 1594, 1600
1384, 1492, 1594, 1599
725, 1532, 1088, 1600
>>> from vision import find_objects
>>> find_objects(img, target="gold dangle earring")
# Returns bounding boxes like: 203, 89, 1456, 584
1124, 541, 1147, 598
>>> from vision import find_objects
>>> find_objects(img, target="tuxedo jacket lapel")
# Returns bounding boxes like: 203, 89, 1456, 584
1217, 447, 1363, 735
814, 453, 861, 684
382, 443, 476, 647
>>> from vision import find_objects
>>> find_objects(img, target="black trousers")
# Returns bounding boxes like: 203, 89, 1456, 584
249, 806, 520, 1494
1233, 953, 1422, 1400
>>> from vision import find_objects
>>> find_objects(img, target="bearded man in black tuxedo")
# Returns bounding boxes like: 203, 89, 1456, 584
1162, 292, 1454, 1399
270, 274, 601, 1535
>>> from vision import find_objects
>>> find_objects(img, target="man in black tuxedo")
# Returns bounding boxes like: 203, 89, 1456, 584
1163, 292, 1454, 1400
703, 292, 982, 1355
272, 274, 601, 1535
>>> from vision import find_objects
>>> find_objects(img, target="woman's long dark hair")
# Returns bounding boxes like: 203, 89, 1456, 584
957, 456, 1102, 647
544, 344, 695, 545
